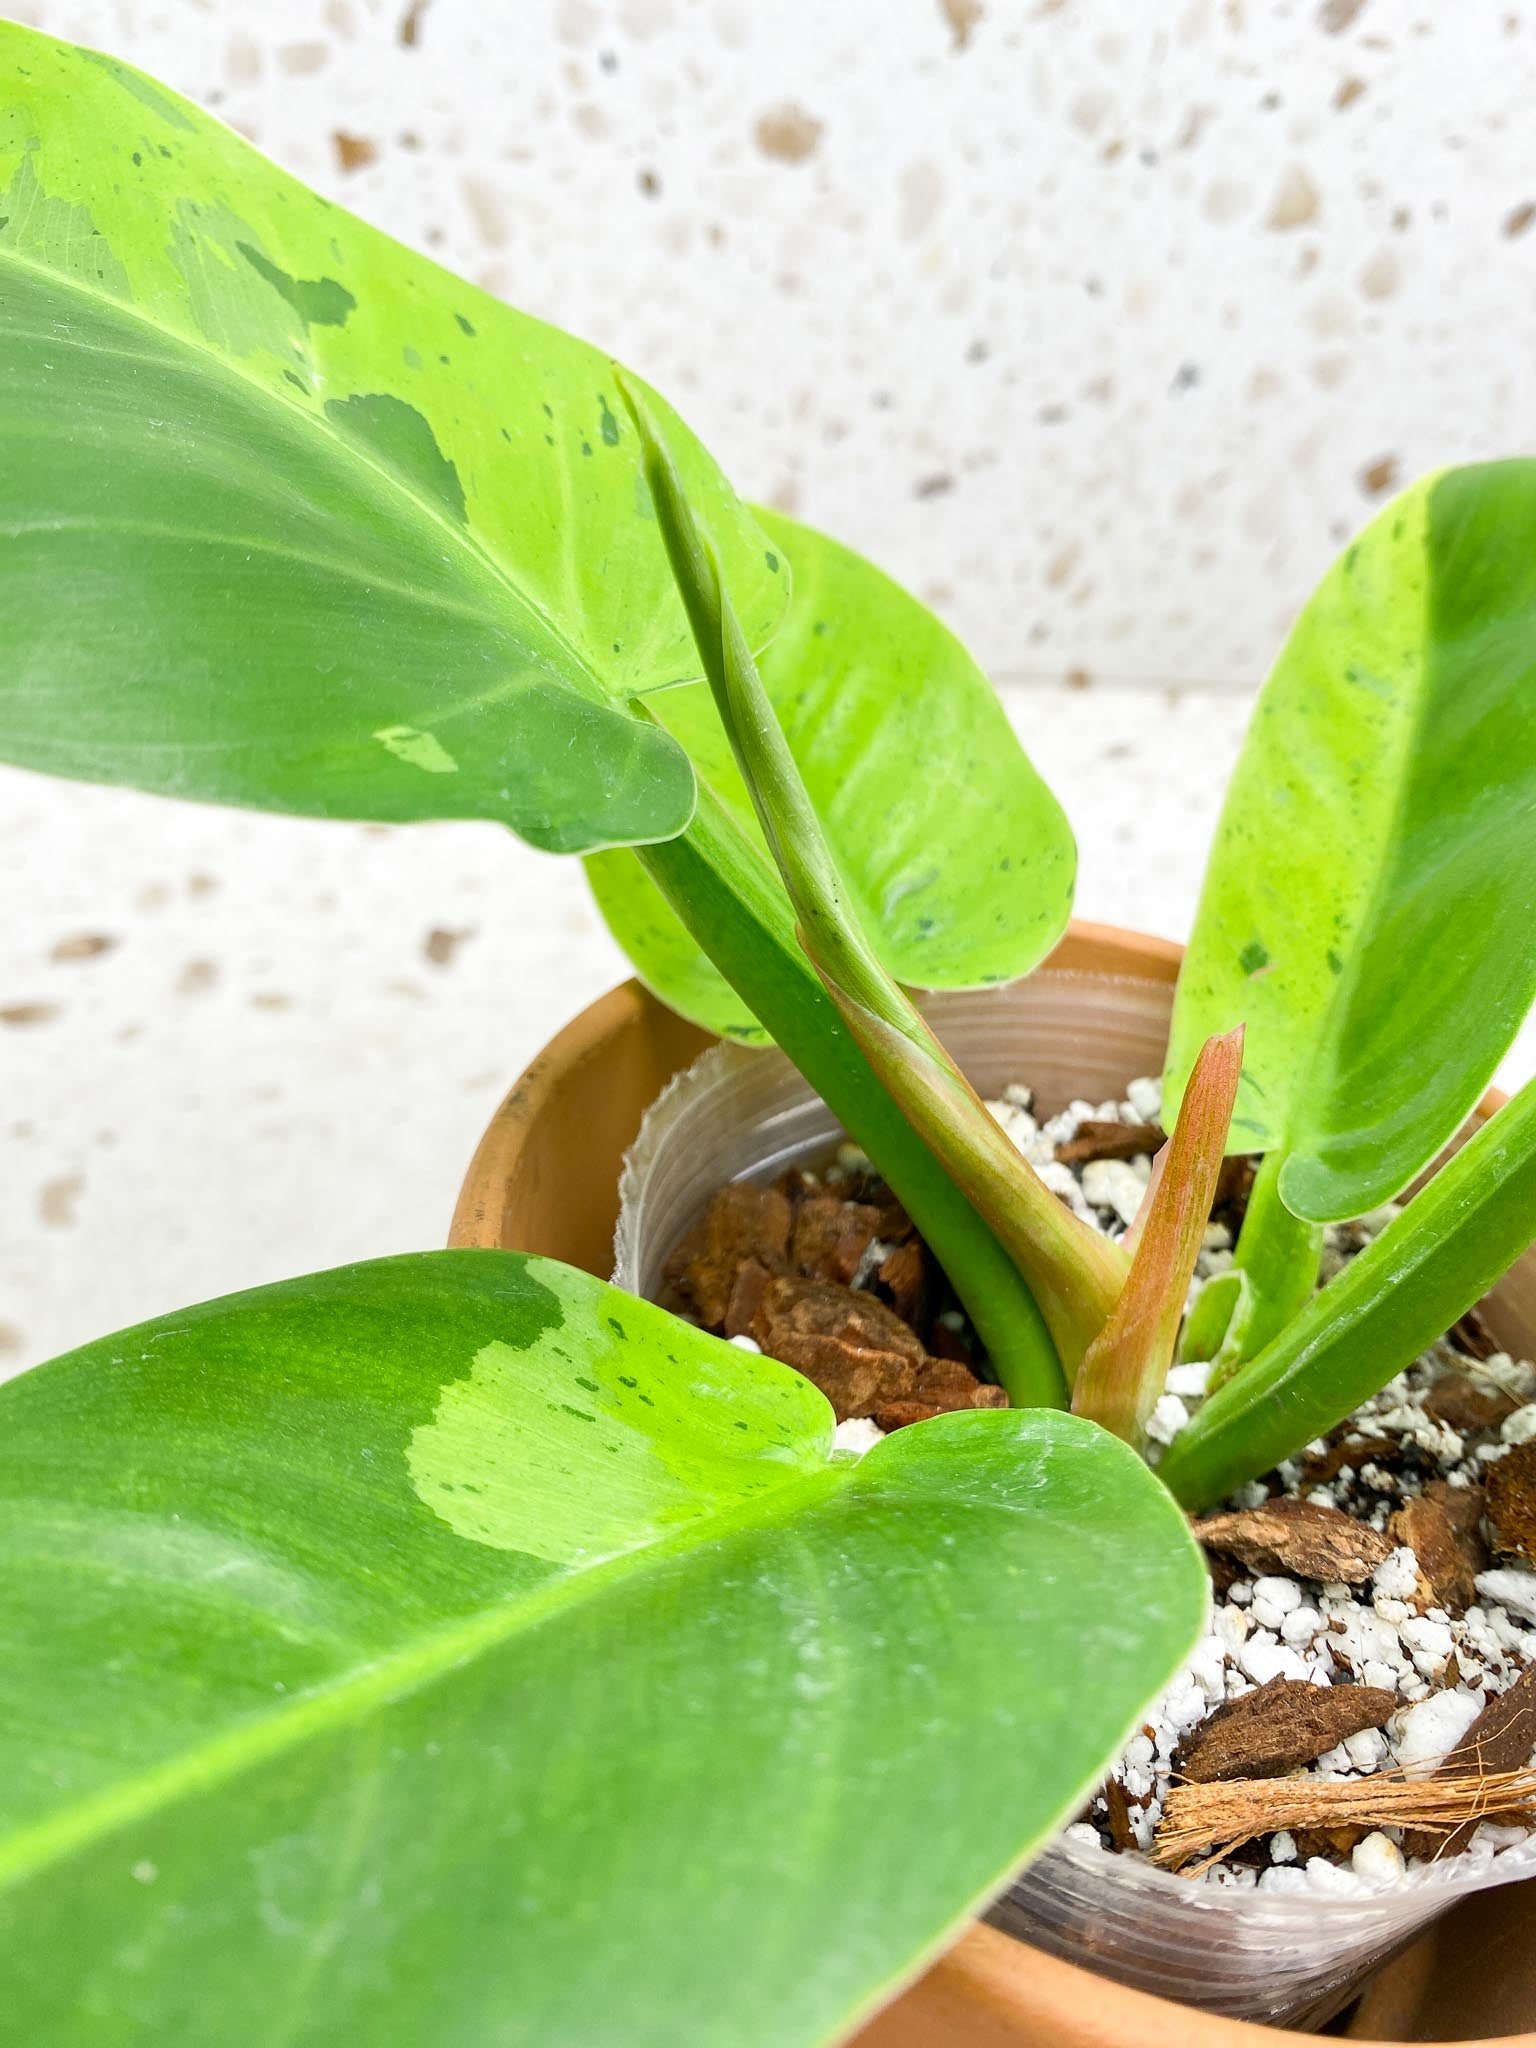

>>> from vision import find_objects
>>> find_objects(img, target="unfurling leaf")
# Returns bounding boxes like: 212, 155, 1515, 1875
1073, 1028, 1244, 1446
619, 372, 1130, 1392
587, 508, 1075, 1039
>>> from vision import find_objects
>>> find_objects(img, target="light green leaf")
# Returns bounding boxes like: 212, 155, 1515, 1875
1165, 463, 1536, 1220
0, 25, 788, 853
587, 508, 1076, 1038
0, 1251, 1206, 2046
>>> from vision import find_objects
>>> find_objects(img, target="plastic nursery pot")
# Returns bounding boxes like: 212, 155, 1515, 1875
453, 921, 1536, 2048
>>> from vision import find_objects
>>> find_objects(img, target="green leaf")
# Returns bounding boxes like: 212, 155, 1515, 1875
1164, 462, 1536, 1219
1178, 1269, 1248, 1372
0, 1251, 1207, 2046
0, 25, 788, 853
587, 508, 1076, 1038
1159, 1073, 1536, 1511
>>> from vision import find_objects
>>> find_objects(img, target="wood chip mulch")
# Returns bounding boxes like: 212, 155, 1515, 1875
1192, 1496, 1397, 1584
1389, 1483, 1488, 1616
1487, 1441, 1536, 1564
1176, 1676, 1397, 1785
663, 1169, 1003, 1430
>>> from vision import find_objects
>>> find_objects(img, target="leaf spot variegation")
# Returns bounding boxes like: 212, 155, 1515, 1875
408, 1273, 833, 1564
324, 391, 468, 525
374, 725, 458, 774
236, 239, 355, 329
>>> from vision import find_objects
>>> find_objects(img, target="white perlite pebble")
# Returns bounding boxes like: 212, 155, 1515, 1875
1125, 1075, 1162, 1122
1146, 1394, 1190, 1447
1352, 1833, 1406, 1886
1165, 1359, 1213, 1400
831, 1417, 885, 1456
1063, 1822, 1105, 1854
1038, 1159, 1095, 1219
1081, 1157, 1148, 1226
1501, 1404, 1536, 1446
1373, 1546, 1421, 1602
1250, 1576, 1304, 1629
728, 1334, 762, 1352
1400, 1615, 1456, 1677
1303, 1856, 1365, 1896
1281, 1604, 1325, 1647
1238, 1637, 1312, 1686
1392, 1688, 1486, 1774
1475, 1568, 1536, 1623
1269, 1830, 1297, 1864
1343, 1727, 1390, 1773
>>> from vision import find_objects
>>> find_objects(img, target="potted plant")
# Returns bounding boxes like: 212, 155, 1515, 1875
2, 23, 1535, 2047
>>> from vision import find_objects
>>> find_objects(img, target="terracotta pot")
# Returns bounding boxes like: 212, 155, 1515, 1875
453, 921, 1536, 2046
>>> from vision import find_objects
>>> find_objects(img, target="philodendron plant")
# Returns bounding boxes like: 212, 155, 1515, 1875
4, 22, 1536, 2046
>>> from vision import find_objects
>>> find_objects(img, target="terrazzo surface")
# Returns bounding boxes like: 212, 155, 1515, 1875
3, 685, 1265, 1374
5, 0, 1536, 686
5, 0, 1536, 1369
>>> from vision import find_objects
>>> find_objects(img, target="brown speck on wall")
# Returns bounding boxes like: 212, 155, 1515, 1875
38, 1174, 84, 1229
333, 131, 379, 172
755, 104, 824, 166
424, 926, 476, 967
1318, 0, 1370, 31
176, 959, 220, 996
1266, 165, 1320, 231
939, 0, 984, 52
1360, 453, 1399, 496
1505, 202, 1536, 239
49, 933, 117, 963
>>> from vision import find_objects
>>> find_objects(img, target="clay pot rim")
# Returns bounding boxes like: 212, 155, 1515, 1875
451, 919, 1532, 2047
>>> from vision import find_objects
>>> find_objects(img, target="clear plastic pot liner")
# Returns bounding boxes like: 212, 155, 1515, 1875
613, 971, 1536, 2028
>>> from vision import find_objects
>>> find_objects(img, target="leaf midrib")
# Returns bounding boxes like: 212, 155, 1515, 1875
0, 1460, 846, 1897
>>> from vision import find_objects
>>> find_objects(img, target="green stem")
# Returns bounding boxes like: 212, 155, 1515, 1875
636, 779, 1068, 1408
1159, 1073, 1536, 1511
615, 367, 1124, 1376
1208, 1149, 1324, 1388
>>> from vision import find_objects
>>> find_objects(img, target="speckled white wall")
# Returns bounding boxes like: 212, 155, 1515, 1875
4, 0, 1536, 1372
8, 0, 1536, 685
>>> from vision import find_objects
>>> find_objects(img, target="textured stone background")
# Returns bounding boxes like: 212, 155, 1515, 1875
3, 0, 1535, 1371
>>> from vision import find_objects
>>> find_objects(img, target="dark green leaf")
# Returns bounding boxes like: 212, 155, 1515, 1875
0, 1251, 1207, 2045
